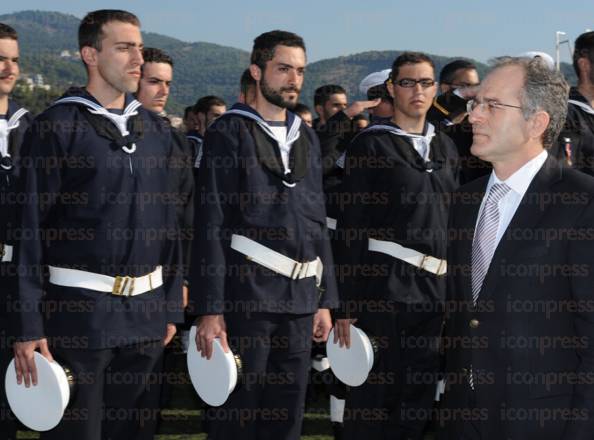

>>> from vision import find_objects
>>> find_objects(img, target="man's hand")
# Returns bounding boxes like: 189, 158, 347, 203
344, 99, 381, 119
195, 314, 229, 360
312, 308, 332, 343
13, 338, 53, 387
182, 285, 189, 309
333, 318, 358, 348
163, 323, 177, 346
456, 85, 479, 101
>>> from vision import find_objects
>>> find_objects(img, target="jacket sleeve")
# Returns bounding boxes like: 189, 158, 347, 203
317, 111, 356, 177
188, 119, 240, 315
15, 115, 63, 340
332, 134, 377, 319
171, 128, 195, 280
308, 130, 339, 310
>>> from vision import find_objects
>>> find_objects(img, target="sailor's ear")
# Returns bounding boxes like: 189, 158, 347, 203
577, 56, 591, 78
250, 64, 262, 82
81, 46, 98, 67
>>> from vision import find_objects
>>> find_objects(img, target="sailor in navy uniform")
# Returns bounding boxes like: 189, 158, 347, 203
186, 127, 203, 166
0, 22, 32, 440
187, 96, 226, 180
0, 99, 31, 440
548, 32, 594, 175
136, 45, 195, 431
554, 87, 594, 176
13, 11, 183, 440
333, 53, 459, 440
189, 30, 338, 440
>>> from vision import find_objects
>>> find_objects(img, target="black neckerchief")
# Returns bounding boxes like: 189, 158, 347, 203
53, 87, 144, 153
226, 104, 309, 186
356, 120, 444, 172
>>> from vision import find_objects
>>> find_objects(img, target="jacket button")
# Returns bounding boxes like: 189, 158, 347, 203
469, 319, 480, 329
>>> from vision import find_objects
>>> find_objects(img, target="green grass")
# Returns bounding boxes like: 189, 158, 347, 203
15, 350, 336, 440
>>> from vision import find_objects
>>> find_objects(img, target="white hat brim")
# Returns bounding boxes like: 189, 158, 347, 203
5, 352, 70, 431
187, 325, 238, 407
326, 325, 375, 387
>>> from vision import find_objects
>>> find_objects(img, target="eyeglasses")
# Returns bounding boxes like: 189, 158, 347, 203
466, 98, 522, 113
391, 78, 436, 88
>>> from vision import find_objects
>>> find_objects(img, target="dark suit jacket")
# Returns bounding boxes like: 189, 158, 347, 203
440, 156, 594, 440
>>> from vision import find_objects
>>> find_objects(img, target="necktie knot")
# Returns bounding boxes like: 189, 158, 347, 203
486, 182, 511, 206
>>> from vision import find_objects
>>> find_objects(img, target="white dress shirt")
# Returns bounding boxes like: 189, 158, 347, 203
475, 150, 548, 246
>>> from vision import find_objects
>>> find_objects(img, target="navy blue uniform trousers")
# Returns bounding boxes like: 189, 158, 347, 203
40, 341, 164, 440
205, 312, 314, 440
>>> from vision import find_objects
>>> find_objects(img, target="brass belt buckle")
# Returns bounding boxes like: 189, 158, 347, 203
113, 275, 135, 296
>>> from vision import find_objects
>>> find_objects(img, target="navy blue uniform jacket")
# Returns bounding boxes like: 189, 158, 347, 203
333, 122, 459, 318
17, 89, 184, 349
189, 103, 339, 316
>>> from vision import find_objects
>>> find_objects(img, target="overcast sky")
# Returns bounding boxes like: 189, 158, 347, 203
1, 0, 591, 63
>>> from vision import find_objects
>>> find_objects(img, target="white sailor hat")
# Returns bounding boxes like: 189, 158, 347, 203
517, 51, 555, 70
5, 353, 74, 431
187, 325, 243, 407
326, 324, 379, 387
359, 69, 392, 95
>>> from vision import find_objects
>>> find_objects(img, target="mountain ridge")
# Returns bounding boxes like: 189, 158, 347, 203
0, 10, 578, 115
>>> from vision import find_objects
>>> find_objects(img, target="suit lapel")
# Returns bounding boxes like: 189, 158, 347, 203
455, 177, 487, 302
477, 156, 563, 302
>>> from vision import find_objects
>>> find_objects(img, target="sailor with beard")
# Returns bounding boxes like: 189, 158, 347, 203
14, 10, 183, 440
0, 23, 32, 440
189, 30, 338, 440
333, 52, 459, 440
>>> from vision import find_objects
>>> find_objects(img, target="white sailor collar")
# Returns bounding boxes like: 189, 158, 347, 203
0, 101, 29, 170
53, 92, 142, 155
225, 103, 302, 150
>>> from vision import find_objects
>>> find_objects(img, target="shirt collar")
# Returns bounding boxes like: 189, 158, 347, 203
487, 149, 548, 198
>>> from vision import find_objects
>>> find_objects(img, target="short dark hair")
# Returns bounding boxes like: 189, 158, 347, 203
79, 10, 140, 52
251, 30, 306, 70
367, 83, 390, 101
439, 59, 477, 84
0, 23, 18, 40
293, 103, 312, 116
314, 84, 346, 107
390, 52, 435, 81
183, 106, 194, 119
240, 68, 256, 96
142, 47, 173, 68
573, 31, 594, 77
193, 95, 226, 115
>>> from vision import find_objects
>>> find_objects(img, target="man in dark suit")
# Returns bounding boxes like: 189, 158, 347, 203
440, 56, 594, 440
